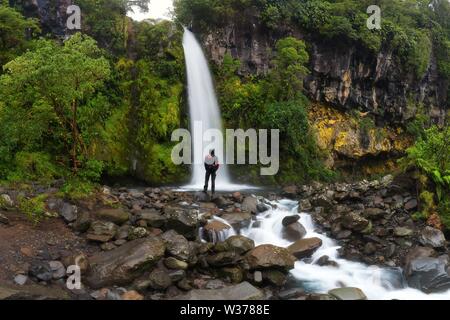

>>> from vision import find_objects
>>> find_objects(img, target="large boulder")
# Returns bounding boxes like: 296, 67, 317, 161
207, 251, 241, 267
288, 238, 323, 260
161, 230, 194, 262
203, 220, 231, 243
86, 221, 118, 243
419, 226, 446, 248
138, 210, 166, 228
59, 203, 78, 223
282, 215, 300, 227
85, 237, 165, 289
225, 235, 255, 254
96, 208, 129, 225
221, 212, 252, 229
174, 282, 264, 300
164, 207, 199, 239
241, 196, 258, 214
406, 257, 450, 293
282, 222, 307, 242
245, 245, 296, 271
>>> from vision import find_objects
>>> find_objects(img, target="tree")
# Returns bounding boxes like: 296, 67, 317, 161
0, 33, 111, 173
0, 4, 39, 69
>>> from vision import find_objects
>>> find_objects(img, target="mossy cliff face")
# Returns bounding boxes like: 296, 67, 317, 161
309, 104, 413, 175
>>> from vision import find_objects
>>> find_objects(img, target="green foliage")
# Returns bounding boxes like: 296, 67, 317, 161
59, 178, 95, 200
0, 4, 40, 69
17, 194, 48, 225
401, 125, 450, 229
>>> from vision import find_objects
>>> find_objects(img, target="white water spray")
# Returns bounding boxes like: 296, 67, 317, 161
229, 199, 450, 300
182, 28, 255, 191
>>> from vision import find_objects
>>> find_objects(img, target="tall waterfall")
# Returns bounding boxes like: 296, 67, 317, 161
182, 28, 232, 189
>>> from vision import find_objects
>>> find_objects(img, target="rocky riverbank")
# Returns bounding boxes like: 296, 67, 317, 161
0, 175, 449, 300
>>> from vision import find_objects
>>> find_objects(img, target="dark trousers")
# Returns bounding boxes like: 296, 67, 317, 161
204, 170, 217, 194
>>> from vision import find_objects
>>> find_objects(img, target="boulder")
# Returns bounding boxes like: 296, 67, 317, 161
86, 221, 118, 243
328, 287, 367, 300
59, 203, 78, 223
225, 235, 255, 254
127, 227, 148, 240
363, 208, 385, 219
341, 212, 369, 232
121, 290, 144, 300
245, 245, 296, 270
72, 211, 92, 232
288, 238, 323, 260
0, 194, 13, 208
419, 226, 446, 248
256, 203, 270, 213
282, 215, 300, 227
0, 283, 70, 300
96, 208, 129, 225
49, 261, 66, 280
149, 269, 172, 290
164, 207, 199, 239
213, 196, 233, 209
138, 210, 166, 228
404, 199, 418, 211
203, 220, 232, 243
174, 282, 264, 300
311, 195, 333, 211
219, 267, 244, 284
282, 186, 298, 198
85, 237, 165, 289
207, 251, 240, 267
241, 196, 258, 214
221, 212, 252, 229
406, 257, 450, 293
282, 222, 307, 242
161, 230, 193, 262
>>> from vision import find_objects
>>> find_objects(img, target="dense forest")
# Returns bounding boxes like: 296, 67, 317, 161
0, 0, 448, 227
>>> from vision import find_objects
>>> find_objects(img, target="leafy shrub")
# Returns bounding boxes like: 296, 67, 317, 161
17, 194, 48, 225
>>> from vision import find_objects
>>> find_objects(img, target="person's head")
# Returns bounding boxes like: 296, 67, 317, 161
209, 149, 215, 156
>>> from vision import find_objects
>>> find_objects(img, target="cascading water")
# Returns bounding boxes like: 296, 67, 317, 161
182, 28, 256, 191
211, 198, 450, 300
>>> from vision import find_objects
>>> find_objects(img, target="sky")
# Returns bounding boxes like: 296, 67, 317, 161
129, 0, 174, 21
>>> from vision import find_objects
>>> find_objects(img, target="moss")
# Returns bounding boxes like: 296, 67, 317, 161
17, 194, 48, 226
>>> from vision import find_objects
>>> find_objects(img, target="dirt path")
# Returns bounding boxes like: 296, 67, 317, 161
0, 211, 93, 284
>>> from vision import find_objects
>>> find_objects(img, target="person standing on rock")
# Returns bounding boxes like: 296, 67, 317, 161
203, 149, 220, 196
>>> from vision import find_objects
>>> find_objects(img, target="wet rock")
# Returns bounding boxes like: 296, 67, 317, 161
49, 261, 66, 280
232, 192, 242, 202
341, 212, 369, 232
167, 269, 186, 282
245, 244, 296, 270
96, 208, 129, 225
161, 230, 193, 262
262, 269, 287, 286
0, 283, 70, 300
282, 222, 307, 242
29, 261, 53, 282
115, 225, 130, 240
328, 287, 367, 300
278, 288, 305, 300
86, 221, 118, 243
406, 257, 450, 293
311, 195, 333, 211
241, 196, 258, 214
316, 255, 338, 267
137, 210, 166, 228
213, 196, 233, 208
164, 257, 189, 270
149, 269, 172, 290
394, 227, 414, 237
363, 243, 377, 255
336, 230, 352, 240
204, 220, 231, 234
194, 191, 210, 202
100, 242, 117, 251
225, 235, 255, 254
221, 212, 252, 229
256, 203, 269, 213
164, 207, 199, 239
288, 238, 323, 260
174, 282, 264, 300
207, 251, 241, 267
282, 215, 300, 227
0, 213, 9, 225
419, 226, 446, 248
60, 203, 78, 223
85, 237, 165, 289
298, 199, 312, 212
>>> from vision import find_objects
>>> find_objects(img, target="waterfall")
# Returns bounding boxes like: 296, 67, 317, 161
182, 28, 232, 189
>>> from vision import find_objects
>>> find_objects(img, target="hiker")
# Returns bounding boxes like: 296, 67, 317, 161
203, 149, 219, 195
